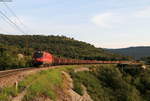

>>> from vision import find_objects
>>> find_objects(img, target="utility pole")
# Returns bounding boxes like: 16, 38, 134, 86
25, 36, 29, 56
0, 47, 3, 56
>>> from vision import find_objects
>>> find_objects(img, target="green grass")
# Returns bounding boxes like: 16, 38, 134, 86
22, 70, 61, 100
0, 65, 79, 101
20, 65, 78, 101
0, 86, 18, 101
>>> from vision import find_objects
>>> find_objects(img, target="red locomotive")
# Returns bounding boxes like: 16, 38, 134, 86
32, 51, 131, 66
32, 51, 53, 66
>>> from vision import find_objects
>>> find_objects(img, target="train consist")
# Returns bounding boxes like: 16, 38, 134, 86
32, 51, 133, 66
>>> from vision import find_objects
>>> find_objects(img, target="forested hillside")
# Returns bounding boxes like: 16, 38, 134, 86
0, 34, 128, 70
0, 34, 126, 60
107, 47, 150, 60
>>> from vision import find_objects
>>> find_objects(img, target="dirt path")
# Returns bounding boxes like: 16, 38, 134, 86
12, 89, 27, 101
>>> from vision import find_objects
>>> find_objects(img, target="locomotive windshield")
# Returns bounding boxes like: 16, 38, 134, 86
33, 51, 43, 58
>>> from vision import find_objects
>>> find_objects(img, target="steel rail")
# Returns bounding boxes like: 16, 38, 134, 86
0, 67, 34, 78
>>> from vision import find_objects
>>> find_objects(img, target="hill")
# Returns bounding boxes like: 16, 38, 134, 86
0, 34, 128, 70
107, 46, 150, 60
0, 34, 125, 60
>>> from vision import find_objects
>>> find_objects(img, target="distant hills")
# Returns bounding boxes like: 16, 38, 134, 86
107, 46, 150, 60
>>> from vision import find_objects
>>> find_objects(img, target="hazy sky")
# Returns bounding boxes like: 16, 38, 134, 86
0, 0, 150, 48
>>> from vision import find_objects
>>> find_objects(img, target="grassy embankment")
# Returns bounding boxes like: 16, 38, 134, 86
0, 65, 78, 101
1, 64, 149, 101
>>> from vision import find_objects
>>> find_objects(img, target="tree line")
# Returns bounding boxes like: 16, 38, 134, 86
0, 34, 130, 70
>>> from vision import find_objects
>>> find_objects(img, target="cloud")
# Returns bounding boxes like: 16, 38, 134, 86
91, 6, 150, 29
135, 6, 150, 18
91, 12, 123, 28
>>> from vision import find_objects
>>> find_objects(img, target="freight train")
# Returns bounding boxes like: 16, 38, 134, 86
32, 51, 132, 66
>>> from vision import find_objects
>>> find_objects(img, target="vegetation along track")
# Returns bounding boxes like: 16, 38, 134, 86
0, 65, 67, 79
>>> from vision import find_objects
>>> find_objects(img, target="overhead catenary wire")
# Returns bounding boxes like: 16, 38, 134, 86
0, 8, 29, 55
0, 4, 17, 34
0, 13, 20, 34
0, 3, 36, 55
3, 2, 32, 34
0, 10, 26, 34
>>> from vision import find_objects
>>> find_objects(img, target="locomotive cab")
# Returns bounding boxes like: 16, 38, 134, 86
32, 51, 44, 66
32, 51, 53, 66
33, 51, 43, 58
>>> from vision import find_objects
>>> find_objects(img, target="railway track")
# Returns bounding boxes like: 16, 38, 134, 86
0, 68, 34, 78
0, 62, 141, 78
0, 66, 60, 78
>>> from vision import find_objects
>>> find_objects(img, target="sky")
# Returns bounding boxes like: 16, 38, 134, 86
0, 0, 150, 48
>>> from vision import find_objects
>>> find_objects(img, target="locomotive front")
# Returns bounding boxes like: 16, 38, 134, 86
32, 51, 53, 66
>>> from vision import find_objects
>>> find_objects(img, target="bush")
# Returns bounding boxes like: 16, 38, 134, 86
71, 65, 145, 101
0, 51, 31, 70
70, 71, 111, 101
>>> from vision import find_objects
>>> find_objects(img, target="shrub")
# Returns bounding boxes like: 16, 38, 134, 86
71, 65, 145, 101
